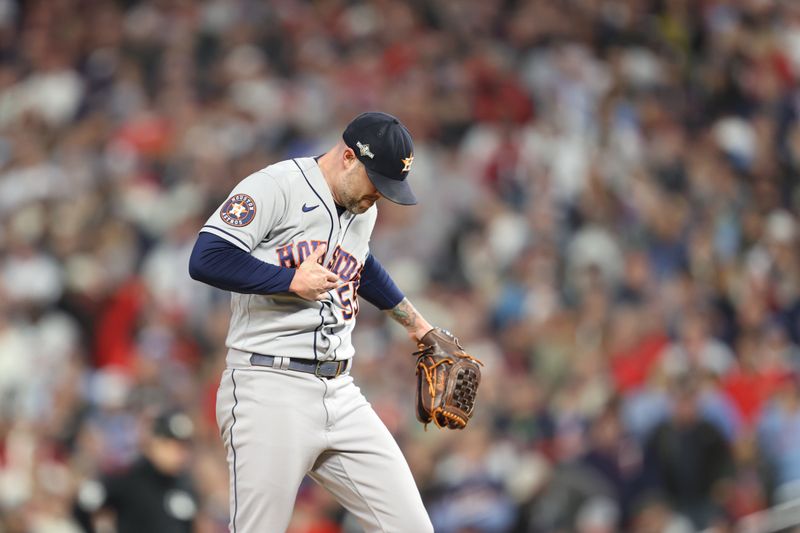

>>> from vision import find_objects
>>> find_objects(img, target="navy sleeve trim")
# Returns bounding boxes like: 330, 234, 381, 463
357, 253, 405, 310
201, 225, 251, 251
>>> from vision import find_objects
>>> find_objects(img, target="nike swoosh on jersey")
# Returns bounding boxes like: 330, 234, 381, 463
302, 203, 319, 212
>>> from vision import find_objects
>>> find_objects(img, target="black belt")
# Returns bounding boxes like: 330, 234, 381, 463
249, 353, 350, 379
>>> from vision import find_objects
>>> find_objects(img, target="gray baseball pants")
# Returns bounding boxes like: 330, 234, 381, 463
216, 364, 433, 533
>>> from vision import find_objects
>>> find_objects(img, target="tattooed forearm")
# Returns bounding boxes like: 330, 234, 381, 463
389, 298, 418, 329
386, 298, 433, 341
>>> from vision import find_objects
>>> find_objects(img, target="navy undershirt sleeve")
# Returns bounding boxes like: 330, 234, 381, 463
357, 253, 405, 310
189, 232, 295, 294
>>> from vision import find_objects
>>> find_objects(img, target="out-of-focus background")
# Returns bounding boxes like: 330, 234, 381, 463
4, 0, 800, 532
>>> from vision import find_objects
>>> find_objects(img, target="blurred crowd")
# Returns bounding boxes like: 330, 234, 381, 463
4, 0, 800, 531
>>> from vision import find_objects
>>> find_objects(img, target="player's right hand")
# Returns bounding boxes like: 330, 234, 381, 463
289, 244, 344, 301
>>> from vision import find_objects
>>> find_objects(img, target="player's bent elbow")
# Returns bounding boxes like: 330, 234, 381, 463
188, 253, 210, 284
188, 260, 201, 281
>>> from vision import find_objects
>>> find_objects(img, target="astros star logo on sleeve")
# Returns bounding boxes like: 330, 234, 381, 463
220, 193, 257, 226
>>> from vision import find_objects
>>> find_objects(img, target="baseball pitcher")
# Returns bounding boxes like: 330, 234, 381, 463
189, 112, 481, 533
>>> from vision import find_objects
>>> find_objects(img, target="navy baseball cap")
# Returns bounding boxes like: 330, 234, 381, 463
342, 112, 417, 205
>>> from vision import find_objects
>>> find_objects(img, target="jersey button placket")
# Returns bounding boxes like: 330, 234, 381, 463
322, 225, 343, 361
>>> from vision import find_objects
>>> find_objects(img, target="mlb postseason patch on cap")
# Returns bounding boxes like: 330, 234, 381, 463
220, 193, 256, 227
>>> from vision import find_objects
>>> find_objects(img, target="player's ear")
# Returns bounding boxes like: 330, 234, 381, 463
343, 146, 358, 169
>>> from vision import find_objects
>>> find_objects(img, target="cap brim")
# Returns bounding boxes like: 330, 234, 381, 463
366, 168, 417, 205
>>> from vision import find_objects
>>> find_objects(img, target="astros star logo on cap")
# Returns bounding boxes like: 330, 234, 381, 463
401, 153, 414, 172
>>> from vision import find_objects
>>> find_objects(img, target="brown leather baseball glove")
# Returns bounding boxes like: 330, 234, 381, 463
414, 327, 483, 430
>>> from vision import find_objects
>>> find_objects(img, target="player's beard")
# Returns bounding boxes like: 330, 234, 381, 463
340, 166, 379, 215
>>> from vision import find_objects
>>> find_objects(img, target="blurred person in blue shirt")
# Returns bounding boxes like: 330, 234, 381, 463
757, 373, 800, 504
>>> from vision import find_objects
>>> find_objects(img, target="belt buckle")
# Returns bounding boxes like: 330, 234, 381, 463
314, 360, 342, 379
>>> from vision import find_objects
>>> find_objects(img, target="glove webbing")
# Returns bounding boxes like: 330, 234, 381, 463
416, 357, 453, 398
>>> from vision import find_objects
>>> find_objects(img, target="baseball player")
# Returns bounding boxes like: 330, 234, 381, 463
189, 112, 436, 532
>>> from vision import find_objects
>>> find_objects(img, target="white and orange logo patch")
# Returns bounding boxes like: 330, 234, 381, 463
401, 153, 414, 172
220, 193, 256, 227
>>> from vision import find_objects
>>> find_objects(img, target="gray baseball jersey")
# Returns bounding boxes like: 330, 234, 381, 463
201, 157, 377, 366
